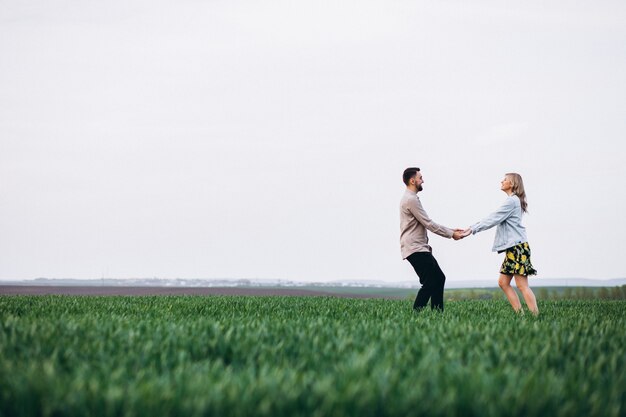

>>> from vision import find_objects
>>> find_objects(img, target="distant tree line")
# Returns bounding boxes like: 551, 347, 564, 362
444, 285, 626, 301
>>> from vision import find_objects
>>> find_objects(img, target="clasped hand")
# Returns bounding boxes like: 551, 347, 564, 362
452, 228, 473, 241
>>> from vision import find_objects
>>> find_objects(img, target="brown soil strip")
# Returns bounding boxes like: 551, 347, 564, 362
0, 285, 388, 298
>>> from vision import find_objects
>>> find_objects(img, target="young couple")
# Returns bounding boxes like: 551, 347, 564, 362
400, 167, 538, 315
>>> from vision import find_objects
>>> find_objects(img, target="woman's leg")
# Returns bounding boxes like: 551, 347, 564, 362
499, 274, 522, 312
514, 275, 539, 315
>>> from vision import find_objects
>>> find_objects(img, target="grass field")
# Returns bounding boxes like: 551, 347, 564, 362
1, 296, 624, 417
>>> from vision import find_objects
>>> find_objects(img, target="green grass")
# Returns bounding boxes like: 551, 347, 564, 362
1, 296, 624, 417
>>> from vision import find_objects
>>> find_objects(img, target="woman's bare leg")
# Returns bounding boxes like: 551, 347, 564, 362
499, 274, 522, 312
514, 275, 539, 315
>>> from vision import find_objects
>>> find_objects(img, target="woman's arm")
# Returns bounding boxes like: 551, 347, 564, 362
470, 197, 516, 235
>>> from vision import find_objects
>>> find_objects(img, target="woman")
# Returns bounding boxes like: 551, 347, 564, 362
463, 173, 538, 315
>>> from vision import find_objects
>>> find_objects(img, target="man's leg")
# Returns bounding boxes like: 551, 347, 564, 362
406, 252, 430, 310
428, 255, 446, 311
407, 252, 444, 311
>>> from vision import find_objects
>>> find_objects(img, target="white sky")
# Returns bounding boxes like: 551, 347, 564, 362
1, 0, 625, 283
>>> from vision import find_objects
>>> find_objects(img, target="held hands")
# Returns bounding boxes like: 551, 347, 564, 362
452, 229, 465, 240
452, 228, 473, 241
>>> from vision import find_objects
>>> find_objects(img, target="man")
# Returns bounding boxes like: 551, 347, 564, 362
400, 167, 464, 312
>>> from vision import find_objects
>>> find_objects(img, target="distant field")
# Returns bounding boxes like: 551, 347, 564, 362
1, 296, 624, 417
0, 284, 432, 298
2, 284, 625, 301
0, 285, 378, 298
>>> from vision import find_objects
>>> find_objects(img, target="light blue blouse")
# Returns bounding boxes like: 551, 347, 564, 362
470, 194, 528, 252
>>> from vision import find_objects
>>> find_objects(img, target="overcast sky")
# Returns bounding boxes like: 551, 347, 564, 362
1, 0, 625, 283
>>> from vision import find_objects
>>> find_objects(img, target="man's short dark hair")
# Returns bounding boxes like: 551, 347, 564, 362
403, 167, 420, 185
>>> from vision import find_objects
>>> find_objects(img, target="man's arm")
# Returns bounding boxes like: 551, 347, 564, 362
407, 197, 454, 238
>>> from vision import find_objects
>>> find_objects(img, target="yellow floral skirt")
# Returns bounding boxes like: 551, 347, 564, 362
500, 243, 537, 276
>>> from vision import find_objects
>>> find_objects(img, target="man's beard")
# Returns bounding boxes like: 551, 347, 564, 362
418, 185, 423, 191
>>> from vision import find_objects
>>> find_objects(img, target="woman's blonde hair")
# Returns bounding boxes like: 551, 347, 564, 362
506, 173, 528, 213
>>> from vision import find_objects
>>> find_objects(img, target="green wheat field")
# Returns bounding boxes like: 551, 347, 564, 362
1, 296, 624, 417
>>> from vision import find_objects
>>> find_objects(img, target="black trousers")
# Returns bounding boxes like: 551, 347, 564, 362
406, 251, 446, 311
